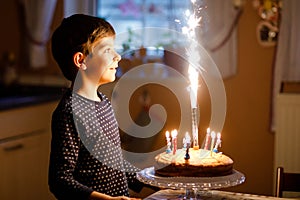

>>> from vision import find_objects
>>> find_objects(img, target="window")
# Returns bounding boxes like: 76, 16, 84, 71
96, 0, 191, 52
63, 0, 238, 79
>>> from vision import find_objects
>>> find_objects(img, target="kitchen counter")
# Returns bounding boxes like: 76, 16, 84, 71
0, 84, 65, 110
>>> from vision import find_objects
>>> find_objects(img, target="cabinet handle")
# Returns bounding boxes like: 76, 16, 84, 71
3, 143, 24, 152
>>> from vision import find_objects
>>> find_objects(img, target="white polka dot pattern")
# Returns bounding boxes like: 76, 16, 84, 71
48, 89, 141, 199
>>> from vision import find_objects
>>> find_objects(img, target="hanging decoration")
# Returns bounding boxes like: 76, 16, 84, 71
252, 0, 282, 47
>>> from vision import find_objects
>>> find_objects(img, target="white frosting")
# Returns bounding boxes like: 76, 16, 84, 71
155, 148, 233, 169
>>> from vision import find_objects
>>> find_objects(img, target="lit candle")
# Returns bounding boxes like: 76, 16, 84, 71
185, 132, 191, 145
213, 132, 222, 153
210, 131, 216, 156
204, 127, 211, 150
183, 132, 191, 148
183, 132, 186, 148
165, 131, 171, 153
171, 129, 178, 155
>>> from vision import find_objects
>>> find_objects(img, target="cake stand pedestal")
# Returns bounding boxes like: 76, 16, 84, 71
137, 167, 245, 199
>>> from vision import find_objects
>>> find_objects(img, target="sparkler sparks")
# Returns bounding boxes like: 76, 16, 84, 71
183, 0, 204, 109
179, 0, 205, 149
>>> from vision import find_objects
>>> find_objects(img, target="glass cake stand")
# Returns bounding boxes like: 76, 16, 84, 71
136, 167, 245, 199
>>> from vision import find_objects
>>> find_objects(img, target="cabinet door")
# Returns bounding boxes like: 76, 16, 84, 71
0, 130, 54, 200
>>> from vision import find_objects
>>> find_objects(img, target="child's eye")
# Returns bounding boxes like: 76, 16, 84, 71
104, 48, 111, 53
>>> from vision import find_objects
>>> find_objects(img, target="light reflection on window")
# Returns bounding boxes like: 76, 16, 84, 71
96, 0, 191, 52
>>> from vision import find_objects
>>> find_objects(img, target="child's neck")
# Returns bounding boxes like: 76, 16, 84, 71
72, 82, 101, 102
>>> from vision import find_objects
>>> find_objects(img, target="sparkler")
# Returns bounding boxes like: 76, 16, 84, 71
181, 0, 203, 149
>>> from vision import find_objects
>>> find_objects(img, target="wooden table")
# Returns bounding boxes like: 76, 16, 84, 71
144, 189, 293, 200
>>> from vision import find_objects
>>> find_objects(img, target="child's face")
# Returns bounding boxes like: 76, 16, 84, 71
84, 36, 121, 85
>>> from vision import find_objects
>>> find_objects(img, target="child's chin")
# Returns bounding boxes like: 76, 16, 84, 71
101, 77, 116, 85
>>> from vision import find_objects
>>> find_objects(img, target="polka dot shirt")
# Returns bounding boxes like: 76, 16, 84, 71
48, 89, 142, 200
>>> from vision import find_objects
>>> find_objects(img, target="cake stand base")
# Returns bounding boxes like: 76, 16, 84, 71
182, 189, 212, 200
146, 189, 215, 200
137, 167, 246, 199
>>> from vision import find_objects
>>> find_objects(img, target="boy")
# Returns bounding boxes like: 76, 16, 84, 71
48, 14, 142, 200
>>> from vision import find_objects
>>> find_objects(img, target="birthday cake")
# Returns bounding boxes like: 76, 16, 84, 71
154, 148, 234, 177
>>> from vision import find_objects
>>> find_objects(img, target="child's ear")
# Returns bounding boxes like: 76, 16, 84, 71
73, 52, 87, 70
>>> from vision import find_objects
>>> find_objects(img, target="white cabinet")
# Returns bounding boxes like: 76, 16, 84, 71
0, 101, 58, 200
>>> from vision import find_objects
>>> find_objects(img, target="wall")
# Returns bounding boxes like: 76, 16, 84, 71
222, 0, 276, 195
0, 1, 21, 64
0, 0, 276, 196
0, 0, 63, 75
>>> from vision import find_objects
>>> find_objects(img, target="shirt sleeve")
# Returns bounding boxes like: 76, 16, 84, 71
48, 105, 93, 200
121, 159, 144, 193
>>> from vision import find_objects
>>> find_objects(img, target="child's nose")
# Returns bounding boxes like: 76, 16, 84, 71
114, 52, 121, 62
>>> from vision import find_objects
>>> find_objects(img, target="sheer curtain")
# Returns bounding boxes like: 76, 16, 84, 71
19, 0, 57, 68
272, 0, 300, 130
20, 0, 98, 69
196, 0, 243, 79
64, 0, 96, 17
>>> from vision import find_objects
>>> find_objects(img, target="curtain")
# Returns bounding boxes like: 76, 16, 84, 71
196, 0, 242, 79
20, 0, 57, 69
271, 0, 300, 130
274, 0, 300, 82
64, 0, 96, 17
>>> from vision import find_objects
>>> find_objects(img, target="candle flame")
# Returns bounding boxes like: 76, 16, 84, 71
207, 127, 211, 134
171, 129, 178, 138
165, 131, 170, 138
